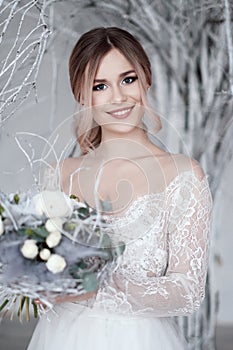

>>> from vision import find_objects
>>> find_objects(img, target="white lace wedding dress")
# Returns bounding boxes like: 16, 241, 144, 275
27, 170, 212, 350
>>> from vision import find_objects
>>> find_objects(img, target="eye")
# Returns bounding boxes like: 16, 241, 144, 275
122, 76, 138, 85
93, 83, 107, 91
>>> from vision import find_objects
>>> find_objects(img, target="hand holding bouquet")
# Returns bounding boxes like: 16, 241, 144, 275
0, 190, 124, 320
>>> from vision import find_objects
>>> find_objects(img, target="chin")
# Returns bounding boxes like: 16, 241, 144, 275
101, 122, 143, 135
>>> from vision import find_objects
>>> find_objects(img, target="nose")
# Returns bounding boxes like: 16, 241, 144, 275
111, 85, 127, 103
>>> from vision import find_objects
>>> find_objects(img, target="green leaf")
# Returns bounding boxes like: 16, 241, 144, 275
25, 228, 34, 236
70, 194, 80, 201
17, 228, 31, 236
77, 261, 88, 269
31, 300, 38, 318
17, 296, 26, 318
0, 203, 4, 215
63, 222, 76, 232
69, 269, 79, 279
100, 199, 113, 212
17, 227, 48, 242
0, 299, 9, 312
14, 194, 20, 204
33, 226, 49, 238
78, 207, 90, 218
100, 233, 111, 248
69, 261, 89, 279
82, 273, 98, 292
112, 242, 126, 257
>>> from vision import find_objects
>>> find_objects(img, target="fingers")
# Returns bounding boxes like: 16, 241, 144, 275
33, 299, 47, 308
33, 299, 41, 305
33, 291, 97, 306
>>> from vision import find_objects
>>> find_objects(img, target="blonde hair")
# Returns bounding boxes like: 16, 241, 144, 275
69, 27, 161, 155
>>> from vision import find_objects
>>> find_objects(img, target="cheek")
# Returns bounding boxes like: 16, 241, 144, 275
92, 92, 110, 106
92, 93, 99, 106
131, 90, 142, 104
135, 89, 143, 102
126, 84, 142, 103
92, 105, 106, 126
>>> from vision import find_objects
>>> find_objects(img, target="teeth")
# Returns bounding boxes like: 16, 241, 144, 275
112, 108, 131, 116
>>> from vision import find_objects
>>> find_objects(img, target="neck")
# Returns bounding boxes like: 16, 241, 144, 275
94, 127, 155, 159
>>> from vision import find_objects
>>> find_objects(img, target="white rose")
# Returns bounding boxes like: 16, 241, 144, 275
32, 194, 44, 216
46, 254, 66, 274
21, 240, 38, 259
39, 248, 51, 261
32, 191, 73, 218
46, 231, 62, 248
0, 217, 4, 236
45, 217, 63, 233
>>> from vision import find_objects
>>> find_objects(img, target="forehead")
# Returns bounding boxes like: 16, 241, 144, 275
95, 48, 134, 78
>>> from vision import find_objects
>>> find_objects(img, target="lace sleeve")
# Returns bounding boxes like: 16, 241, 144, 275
94, 169, 213, 317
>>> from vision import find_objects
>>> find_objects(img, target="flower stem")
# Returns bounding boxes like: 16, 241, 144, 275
26, 297, 30, 321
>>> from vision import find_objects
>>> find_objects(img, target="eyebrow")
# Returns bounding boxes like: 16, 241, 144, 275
94, 70, 136, 83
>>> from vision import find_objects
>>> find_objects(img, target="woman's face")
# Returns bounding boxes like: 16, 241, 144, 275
91, 48, 145, 134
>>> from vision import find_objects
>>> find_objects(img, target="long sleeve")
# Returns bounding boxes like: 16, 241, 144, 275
94, 169, 213, 317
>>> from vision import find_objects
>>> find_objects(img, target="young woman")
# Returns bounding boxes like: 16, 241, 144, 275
28, 27, 212, 350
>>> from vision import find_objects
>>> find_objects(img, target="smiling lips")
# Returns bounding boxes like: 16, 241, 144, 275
107, 106, 134, 119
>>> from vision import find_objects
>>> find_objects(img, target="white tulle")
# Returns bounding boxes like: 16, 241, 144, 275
27, 169, 212, 350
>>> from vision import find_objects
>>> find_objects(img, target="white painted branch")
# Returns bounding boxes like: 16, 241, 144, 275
224, 0, 233, 94
0, 0, 54, 124
0, 0, 20, 45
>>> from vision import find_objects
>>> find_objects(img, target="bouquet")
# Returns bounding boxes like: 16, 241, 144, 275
0, 190, 124, 321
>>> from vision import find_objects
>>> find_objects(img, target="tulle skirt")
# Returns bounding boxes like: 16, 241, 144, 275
27, 303, 187, 350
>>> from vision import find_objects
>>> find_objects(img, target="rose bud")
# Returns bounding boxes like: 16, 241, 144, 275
46, 254, 66, 274
32, 191, 73, 218
45, 217, 63, 233
46, 231, 62, 248
21, 240, 38, 259
39, 248, 51, 261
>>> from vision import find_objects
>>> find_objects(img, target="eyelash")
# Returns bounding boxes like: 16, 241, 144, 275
93, 76, 138, 91
122, 76, 138, 85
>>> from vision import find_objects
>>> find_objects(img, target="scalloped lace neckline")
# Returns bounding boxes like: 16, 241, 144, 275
102, 169, 208, 221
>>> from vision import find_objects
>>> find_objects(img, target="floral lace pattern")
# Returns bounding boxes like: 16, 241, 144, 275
94, 170, 213, 318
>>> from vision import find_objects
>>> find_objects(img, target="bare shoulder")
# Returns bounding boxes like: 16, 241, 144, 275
158, 152, 205, 182
60, 157, 84, 174
172, 153, 205, 180
58, 157, 85, 195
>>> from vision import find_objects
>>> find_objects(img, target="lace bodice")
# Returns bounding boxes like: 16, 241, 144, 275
94, 170, 213, 317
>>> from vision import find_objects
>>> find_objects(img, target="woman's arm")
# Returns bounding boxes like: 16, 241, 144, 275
34, 291, 97, 306
94, 164, 213, 317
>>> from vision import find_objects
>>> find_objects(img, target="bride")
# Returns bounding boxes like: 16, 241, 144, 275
28, 27, 212, 349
